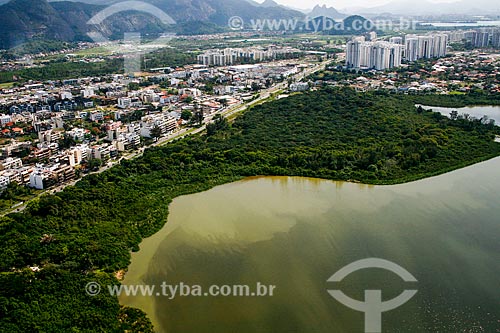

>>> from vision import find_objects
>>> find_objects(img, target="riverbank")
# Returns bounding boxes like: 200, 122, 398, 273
360, 152, 500, 185
410, 93, 500, 108
120, 159, 500, 332
1, 88, 500, 331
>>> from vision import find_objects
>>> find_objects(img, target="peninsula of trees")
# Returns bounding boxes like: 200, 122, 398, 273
1, 87, 499, 332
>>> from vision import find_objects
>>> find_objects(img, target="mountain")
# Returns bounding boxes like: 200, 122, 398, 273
0, 0, 78, 49
309, 4, 346, 20
260, 0, 280, 8
323, 15, 373, 34
0, 0, 305, 50
0, 0, 173, 49
357, 0, 500, 15
47, 0, 304, 24
146, 0, 304, 25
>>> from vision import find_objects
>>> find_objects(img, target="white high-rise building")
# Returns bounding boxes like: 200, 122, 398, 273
403, 34, 448, 62
432, 34, 448, 58
347, 41, 362, 68
471, 30, 490, 48
371, 44, 391, 70
404, 37, 419, 62
346, 40, 402, 71
417, 36, 433, 59
447, 31, 467, 43
346, 41, 373, 69
197, 47, 298, 66
389, 44, 403, 68
389, 37, 403, 45
492, 30, 500, 48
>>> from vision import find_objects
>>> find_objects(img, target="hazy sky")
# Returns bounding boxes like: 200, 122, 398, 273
260, 0, 460, 10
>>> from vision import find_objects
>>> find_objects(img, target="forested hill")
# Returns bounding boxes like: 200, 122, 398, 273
0, 0, 303, 49
1, 88, 499, 331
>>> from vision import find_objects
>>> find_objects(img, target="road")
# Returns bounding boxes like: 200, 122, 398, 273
2, 60, 330, 216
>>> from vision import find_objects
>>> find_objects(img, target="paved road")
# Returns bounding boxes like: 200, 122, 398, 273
2, 60, 329, 216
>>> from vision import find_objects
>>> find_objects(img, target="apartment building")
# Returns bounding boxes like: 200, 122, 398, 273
0, 176, 10, 189
29, 163, 75, 190
139, 114, 178, 138
0, 114, 12, 126
113, 133, 141, 151
38, 129, 63, 144
346, 41, 402, 70
67, 145, 89, 167
0, 157, 22, 170
197, 47, 300, 66
89, 144, 112, 161
471, 30, 490, 48
403, 34, 448, 61
491, 30, 500, 48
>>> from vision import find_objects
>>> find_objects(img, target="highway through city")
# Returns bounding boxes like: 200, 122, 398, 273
2, 59, 330, 216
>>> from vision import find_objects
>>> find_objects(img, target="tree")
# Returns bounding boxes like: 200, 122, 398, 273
181, 110, 192, 121
206, 123, 217, 136
192, 110, 204, 126
128, 82, 140, 91
207, 115, 228, 136
213, 114, 228, 130
219, 98, 229, 107
150, 125, 162, 141
58, 134, 77, 149
87, 158, 102, 171
0, 182, 32, 200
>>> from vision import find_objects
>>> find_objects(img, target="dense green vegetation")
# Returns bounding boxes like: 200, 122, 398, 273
0, 49, 195, 84
0, 40, 79, 60
1, 88, 499, 332
0, 59, 124, 84
410, 92, 500, 107
0, 183, 38, 212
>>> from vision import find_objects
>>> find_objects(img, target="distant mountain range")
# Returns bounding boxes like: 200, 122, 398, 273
349, 0, 500, 15
309, 5, 347, 20
0, 0, 174, 49
0, 0, 389, 52
259, 0, 283, 8
0, 0, 304, 49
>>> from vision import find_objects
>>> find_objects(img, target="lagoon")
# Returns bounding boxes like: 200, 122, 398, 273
419, 104, 500, 124
120, 158, 500, 332
424, 21, 500, 28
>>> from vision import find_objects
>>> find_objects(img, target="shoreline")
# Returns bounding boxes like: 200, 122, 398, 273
117, 153, 500, 282
4, 88, 500, 331
117, 154, 500, 332
118, 147, 500, 279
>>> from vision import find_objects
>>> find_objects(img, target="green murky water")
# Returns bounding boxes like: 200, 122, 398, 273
120, 158, 500, 332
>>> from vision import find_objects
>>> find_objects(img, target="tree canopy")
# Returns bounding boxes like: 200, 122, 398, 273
1, 88, 499, 331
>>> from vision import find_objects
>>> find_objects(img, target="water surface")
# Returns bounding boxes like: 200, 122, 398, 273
419, 104, 500, 124
424, 21, 500, 27
120, 158, 500, 333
